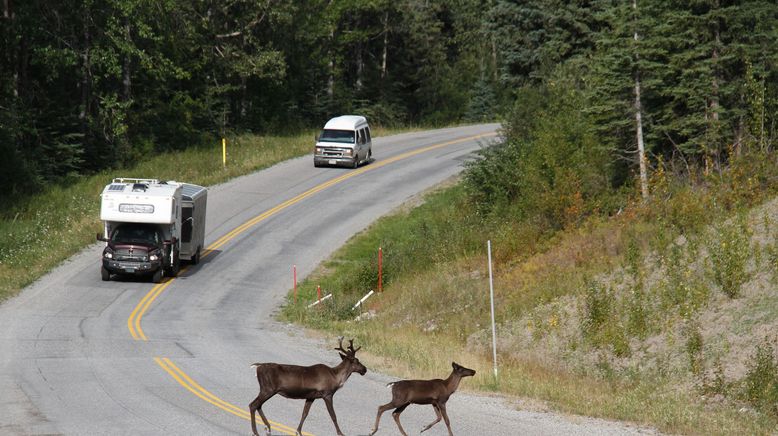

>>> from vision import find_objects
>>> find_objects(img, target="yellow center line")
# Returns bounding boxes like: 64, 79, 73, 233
155, 357, 310, 436
126, 131, 497, 429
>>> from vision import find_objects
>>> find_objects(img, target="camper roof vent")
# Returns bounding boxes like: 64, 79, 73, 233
132, 183, 149, 192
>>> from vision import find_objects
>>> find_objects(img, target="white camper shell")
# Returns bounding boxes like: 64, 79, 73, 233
98, 178, 207, 282
313, 115, 372, 168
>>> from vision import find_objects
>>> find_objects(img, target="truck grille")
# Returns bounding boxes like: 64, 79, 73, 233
114, 249, 148, 262
321, 147, 349, 157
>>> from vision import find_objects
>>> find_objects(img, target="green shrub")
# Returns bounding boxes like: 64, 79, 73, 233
582, 281, 630, 357
659, 242, 709, 318
626, 279, 650, 339
708, 215, 752, 298
684, 321, 704, 376
743, 341, 778, 417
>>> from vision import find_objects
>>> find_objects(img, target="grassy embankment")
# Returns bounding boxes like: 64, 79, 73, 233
0, 126, 406, 302
282, 151, 778, 435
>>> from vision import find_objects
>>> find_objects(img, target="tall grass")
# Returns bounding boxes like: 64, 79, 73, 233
0, 127, 409, 302
0, 133, 313, 301
280, 145, 778, 434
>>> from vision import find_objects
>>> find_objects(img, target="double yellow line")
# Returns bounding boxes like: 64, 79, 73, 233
126, 131, 496, 432
155, 357, 309, 435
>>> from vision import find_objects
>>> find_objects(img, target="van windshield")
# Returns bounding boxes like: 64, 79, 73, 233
319, 129, 355, 144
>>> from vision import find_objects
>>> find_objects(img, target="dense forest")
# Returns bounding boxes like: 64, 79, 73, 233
1, 0, 776, 207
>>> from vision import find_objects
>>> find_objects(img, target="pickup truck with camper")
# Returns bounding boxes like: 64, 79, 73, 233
313, 115, 372, 168
97, 178, 207, 283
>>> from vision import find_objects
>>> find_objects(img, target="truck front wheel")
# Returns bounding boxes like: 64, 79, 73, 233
152, 269, 163, 283
101, 267, 110, 281
166, 253, 180, 277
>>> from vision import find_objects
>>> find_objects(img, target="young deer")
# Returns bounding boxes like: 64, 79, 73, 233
249, 338, 367, 436
369, 362, 475, 436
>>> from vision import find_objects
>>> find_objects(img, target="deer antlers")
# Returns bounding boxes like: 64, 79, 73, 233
334, 336, 361, 357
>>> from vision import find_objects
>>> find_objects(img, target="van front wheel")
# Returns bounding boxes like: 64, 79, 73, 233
352, 156, 359, 168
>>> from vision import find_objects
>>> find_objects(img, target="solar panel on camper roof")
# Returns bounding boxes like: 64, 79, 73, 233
108, 184, 125, 191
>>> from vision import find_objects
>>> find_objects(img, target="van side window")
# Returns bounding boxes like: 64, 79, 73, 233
358, 129, 365, 144
365, 127, 371, 142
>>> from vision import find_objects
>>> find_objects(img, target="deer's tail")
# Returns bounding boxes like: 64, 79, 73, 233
250, 363, 261, 370
386, 381, 396, 388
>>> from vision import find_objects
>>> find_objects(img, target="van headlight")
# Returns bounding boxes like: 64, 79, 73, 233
315, 147, 324, 154
343, 149, 353, 157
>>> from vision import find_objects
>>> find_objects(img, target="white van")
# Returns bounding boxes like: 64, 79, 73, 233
313, 115, 372, 168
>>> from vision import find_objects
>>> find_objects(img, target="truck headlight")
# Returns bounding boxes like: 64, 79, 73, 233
149, 254, 159, 261
104, 250, 113, 259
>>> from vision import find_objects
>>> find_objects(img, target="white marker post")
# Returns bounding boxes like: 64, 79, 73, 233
308, 293, 332, 308
352, 290, 375, 312
488, 240, 498, 380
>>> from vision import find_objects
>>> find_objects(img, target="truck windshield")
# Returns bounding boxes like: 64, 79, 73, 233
111, 224, 162, 245
319, 129, 355, 144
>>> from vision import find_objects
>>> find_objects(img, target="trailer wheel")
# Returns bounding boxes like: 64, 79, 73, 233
191, 247, 201, 265
152, 269, 163, 283
101, 267, 110, 281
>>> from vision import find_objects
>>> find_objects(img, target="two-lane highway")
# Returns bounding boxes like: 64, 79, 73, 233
0, 124, 654, 435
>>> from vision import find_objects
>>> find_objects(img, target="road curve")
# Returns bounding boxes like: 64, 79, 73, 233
0, 124, 655, 435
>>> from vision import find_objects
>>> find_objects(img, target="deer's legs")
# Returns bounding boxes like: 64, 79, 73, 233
420, 403, 443, 433
249, 391, 274, 436
295, 399, 314, 436
391, 404, 410, 436
439, 403, 454, 436
323, 395, 344, 436
370, 402, 399, 435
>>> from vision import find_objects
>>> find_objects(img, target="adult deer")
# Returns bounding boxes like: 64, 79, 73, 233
249, 337, 367, 436
369, 362, 476, 436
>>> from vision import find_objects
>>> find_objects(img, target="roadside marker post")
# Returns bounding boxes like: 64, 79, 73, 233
307, 293, 332, 309
222, 138, 227, 168
378, 247, 383, 292
293, 265, 297, 304
352, 289, 375, 312
317, 285, 322, 306
488, 240, 498, 380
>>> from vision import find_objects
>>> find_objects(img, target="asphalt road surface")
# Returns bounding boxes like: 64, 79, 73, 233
0, 124, 656, 435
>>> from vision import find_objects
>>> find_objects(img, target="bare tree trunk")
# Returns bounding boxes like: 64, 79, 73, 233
122, 22, 132, 102
710, 0, 720, 123
633, 0, 648, 200
491, 37, 498, 82
381, 11, 388, 81
80, 13, 92, 128
240, 33, 247, 119
635, 75, 648, 199
356, 42, 363, 91
327, 25, 334, 99
4, 0, 19, 98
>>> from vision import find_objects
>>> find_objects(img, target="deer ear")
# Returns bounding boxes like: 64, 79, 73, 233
452, 362, 460, 370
